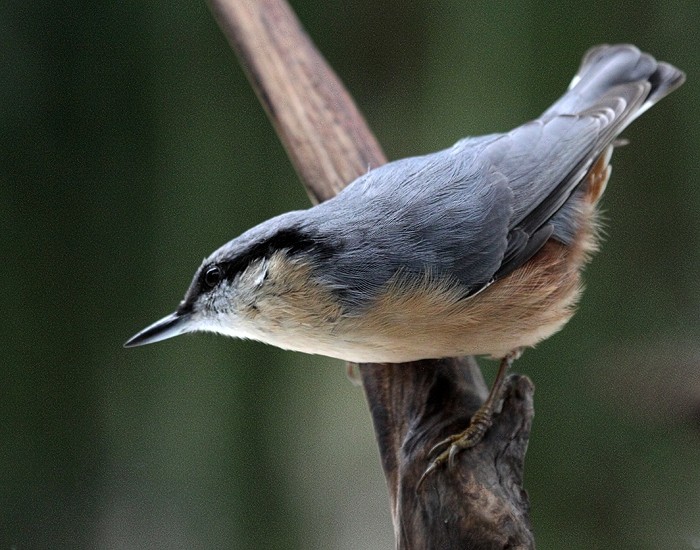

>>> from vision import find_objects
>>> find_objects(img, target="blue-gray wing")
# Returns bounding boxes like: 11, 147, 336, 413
313, 99, 633, 303
482, 108, 626, 280
488, 45, 684, 278
307, 45, 684, 305
308, 93, 653, 305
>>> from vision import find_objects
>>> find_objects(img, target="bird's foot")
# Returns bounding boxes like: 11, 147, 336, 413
417, 405, 494, 489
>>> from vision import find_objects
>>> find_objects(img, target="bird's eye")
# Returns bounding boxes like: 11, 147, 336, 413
203, 265, 222, 289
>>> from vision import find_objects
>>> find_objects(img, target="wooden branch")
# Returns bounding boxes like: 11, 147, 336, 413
364, 360, 535, 548
208, 0, 535, 547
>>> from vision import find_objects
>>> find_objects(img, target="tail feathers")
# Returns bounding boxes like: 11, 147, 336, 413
639, 60, 686, 117
541, 44, 685, 124
489, 45, 683, 282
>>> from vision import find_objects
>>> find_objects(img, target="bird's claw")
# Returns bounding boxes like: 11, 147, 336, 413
417, 409, 494, 490
416, 460, 439, 489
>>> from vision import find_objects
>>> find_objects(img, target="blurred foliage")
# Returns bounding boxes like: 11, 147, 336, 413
1, 0, 699, 548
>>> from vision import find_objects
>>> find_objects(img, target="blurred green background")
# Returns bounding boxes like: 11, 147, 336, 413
2, 1, 699, 548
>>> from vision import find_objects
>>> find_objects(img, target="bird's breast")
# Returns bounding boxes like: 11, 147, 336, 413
245, 239, 585, 362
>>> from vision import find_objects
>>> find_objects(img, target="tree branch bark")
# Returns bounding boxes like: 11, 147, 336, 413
207, 1, 535, 547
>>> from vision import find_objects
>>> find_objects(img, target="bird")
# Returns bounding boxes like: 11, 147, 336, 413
125, 44, 685, 479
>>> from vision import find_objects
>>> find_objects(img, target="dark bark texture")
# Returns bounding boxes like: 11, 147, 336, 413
207, 1, 535, 547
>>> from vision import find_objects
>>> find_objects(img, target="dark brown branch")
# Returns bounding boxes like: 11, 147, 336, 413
364, 360, 534, 549
207, 0, 535, 547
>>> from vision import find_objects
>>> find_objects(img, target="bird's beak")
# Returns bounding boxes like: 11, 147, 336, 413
124, 311, 192, 348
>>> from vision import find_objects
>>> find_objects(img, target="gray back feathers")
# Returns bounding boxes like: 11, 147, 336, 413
212, 45, 685, 313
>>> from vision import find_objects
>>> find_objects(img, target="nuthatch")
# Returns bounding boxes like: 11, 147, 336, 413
125, 45, 684, 476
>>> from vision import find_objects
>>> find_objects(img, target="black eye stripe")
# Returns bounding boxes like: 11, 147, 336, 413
196, 229, 336, 296
217, 229, 331, 281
